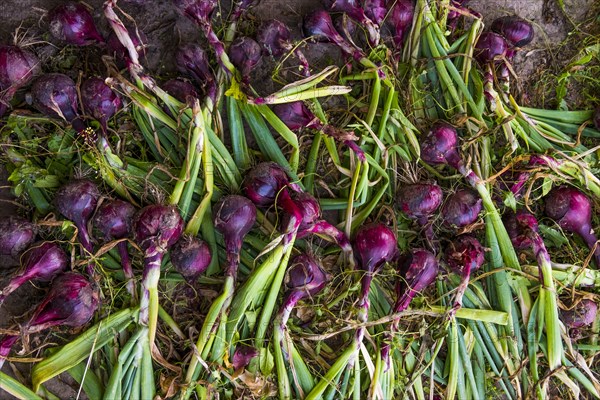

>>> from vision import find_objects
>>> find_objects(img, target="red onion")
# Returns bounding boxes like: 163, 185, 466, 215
0, 272, 99, 368
170, 235, 211, 283
242, 162, 297, 208
474, 32, 508, 64
31, 73, 85, 133
0, 45, 40, 116
0, 216, 37, 259
354, 223, 397, 300
92, 199, 136, 294
445, 235, 484, 311
256, 20, 310, 75
172, 0, 217, 26
561, 299, 597, 329
388, 0, 414, 49
363, 0, 387, 26
175, 43, 216, 103
491, 16, 534, 48
503, 210, 538, 250
0, 242, 69, 305
213, 195, 256, 277
441, 188, 482, 228
544, 185, 600, 266
228, 37, 262, 84
396, 182, 443, 224
55, 179, 100, 253
420, 121, 463, 169
322, 0, 380, 45
381, 248, 438, 368
303, 10, 360, 58
48, 2, 104, 46
163, 79, 200, 106
81, 77, 122, 134
232, 344, 259, 370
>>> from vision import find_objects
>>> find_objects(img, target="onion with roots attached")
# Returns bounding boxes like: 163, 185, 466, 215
381, 248, 438, 369
0, 272, 99, 368
544, 185, 600, 267
0, 216, 37, 260
170, 235, 211, 284
242, 162, 299, 208
55, 179, 100, 254
81, 77, 122, 134
441, 188, 482, 228
0, 45, 40, 116
31, 73, 86, 133
0, 242, 69, 305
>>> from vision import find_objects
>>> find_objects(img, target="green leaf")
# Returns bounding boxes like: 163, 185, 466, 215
32, 308, 136, 391
0, 371, 43, 400
542, 177, 553, 196
259, 347, 274, 376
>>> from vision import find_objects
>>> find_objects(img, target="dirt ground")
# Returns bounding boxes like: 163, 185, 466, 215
0, 0, 597, 398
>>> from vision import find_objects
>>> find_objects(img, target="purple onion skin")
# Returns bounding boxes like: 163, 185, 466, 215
322, 0, 379, 44
163, 79, 200, 106
0, 272, 97, 368
491, 16, 534, 48
396, 183, 443, 224
389, 0, 414, 49
257, 20, 292, 57
561, 299, 598, 329
175, 43, 216, 102
31, 73, 85, 132
279, 192, 321, 237
441, 189, 482, 228
134, 205, 184, 253
92, 200, 136, 243
81, 77, 122, 133
0, 242, 69, 305
475, 32, 508, 64
228, 37, 262, 80
382, 249, 438, 369
0, 46, 40, 116
420, 122, 462, 169
242, 162, 294, 208
445, 235, 485, 276
25, 272, 99, 333
0, 216, 37, 258
354, 223, 397, 275
172, 0, 217, 25
334, 14, 358, 43
303, 10, 345, 44
48, 2, 104, 46
170, 235, 211, 283
92, 199, 136, 294
363, 0, 387, 25
503, 210, 539, 250
213, 195, 256, 276
55, 180, 100, 253
394, 249, 439, 312
232, 344, 259, 370
544, 185, 600, 266
277, 253, 329, 329
273, 101, 322, 132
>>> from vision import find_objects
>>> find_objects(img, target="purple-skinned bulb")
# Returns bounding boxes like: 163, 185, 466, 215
420, 121, 462, 170
170, 235, 211, 283
0, 45, 41, 116
257, 20, 292, 57
395, 182, 443, 225
172, 0, 217, 25
503, 209, 539, 250
394, 249, 439, 312
163, 79, 200, 106
81, 77, 122, 133
441, 189, 482, 228
561, 299, 597, 329
363, 0, 387, 26
388, 0, 414, 49
303, 10, 357, 57
232, 344, 259, 370
175, 43, 216, 102
544, 185, 600, 266
31, 73, 85, 132
491, 16, 534, 48
0, 216, 37, 259
228, 37, 262, 80
272, 101, 322, 132
48, 2, 104, 46
474, 32, 508, 64
354, 223, 397, 274
242, 162, 296, 208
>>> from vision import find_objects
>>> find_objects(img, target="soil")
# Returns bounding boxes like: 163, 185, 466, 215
0, 0, 597, 399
